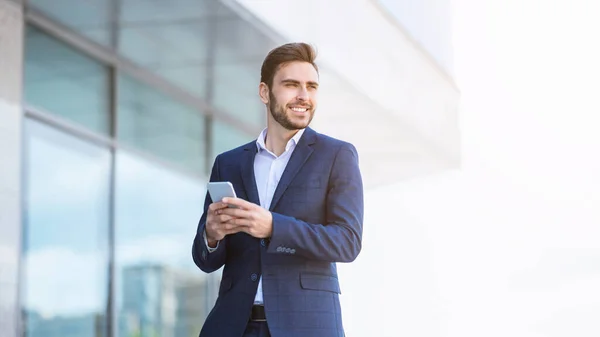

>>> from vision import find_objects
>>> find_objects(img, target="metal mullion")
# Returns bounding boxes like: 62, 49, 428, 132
106, 64, 117, 337
19, 116, 30, 337
107, 0, 120, 332
203, 0, 217, 310
204, 0, 217, 176
23, 107, 212, 184
24, 106, 116, 149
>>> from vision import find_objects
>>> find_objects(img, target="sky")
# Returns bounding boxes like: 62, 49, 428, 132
338, 0, 600, 336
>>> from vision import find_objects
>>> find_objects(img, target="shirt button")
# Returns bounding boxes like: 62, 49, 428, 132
251, 273, 258, 282
260, 239, 266, 247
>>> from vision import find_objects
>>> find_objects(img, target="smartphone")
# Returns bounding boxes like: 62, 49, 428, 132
207, 181, 237, 207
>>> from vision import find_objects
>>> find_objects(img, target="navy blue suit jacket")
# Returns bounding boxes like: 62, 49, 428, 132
192, 127, 364, 337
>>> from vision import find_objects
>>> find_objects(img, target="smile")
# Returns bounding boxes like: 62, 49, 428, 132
290, 107, 309, 112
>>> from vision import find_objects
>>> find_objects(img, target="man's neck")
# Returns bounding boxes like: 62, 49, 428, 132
265, 123, 299, 157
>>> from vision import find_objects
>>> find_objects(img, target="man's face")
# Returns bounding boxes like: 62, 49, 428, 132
263, 61, 319, 130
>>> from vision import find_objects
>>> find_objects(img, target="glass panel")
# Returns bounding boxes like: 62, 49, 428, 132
210, 120, 256, 163
212, 60, 266, 130
116, 0, 273, 128
28, 0, 112, 46
26, 0, 277, 131
205, 5, 275, 129
22, 119, 111, 337
114, 151, 212, 337
117, 74, 206, 173
117, 0, 215, 99
24, 25, 110, 135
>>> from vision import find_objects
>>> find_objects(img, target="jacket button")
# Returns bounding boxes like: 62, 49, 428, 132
251, 273, 258, 281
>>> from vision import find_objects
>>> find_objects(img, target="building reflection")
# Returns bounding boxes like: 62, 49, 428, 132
120, 263, 209, 337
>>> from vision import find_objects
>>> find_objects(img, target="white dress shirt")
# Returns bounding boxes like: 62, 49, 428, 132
204, 127, 305, 304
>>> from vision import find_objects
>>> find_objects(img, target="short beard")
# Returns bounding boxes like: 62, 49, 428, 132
268, 90, 314, 131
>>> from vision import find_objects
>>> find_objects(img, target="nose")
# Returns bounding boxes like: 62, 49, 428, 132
296, 86, 309, 101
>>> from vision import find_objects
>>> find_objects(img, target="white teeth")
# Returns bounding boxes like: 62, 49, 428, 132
291, 107, 307, 112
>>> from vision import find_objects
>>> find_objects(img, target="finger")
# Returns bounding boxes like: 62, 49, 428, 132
222, 197, 255, 210
217, 214, 234, 223
224, 226, 247, 235
208, 201, 229, 212
220, 207, 251, 219
232, 226, 250, 236
224, 218, 249, 229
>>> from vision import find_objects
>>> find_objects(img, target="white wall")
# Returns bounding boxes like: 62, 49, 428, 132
338, 0, 600, 336
377, 0, 455, 76
0, 1, 23, 337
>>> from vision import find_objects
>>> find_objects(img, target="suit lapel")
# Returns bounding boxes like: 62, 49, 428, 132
269, 128, 317, 211
240, 144, 261, 206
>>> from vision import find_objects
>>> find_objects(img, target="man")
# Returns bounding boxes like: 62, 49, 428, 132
192, 42, 364, 337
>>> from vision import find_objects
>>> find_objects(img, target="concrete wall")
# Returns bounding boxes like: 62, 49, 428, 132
0, 1, 23, 336
377, 0, 454, 76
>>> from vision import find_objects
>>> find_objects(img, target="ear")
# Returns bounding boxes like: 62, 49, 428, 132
258, 82, 269, 104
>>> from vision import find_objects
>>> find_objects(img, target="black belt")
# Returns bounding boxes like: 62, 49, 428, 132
250, 305, 266, 321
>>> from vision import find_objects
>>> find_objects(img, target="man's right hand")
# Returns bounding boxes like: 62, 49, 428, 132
205, 200, 245, 247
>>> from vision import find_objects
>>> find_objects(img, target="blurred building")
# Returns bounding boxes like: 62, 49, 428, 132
0, 0, 459, 337
120, 264, 208, 337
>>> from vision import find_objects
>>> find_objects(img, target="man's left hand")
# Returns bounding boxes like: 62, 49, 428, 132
219, 197, 273, 238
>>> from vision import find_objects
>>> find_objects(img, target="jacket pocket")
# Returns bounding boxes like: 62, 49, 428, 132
299, 273, 341, 294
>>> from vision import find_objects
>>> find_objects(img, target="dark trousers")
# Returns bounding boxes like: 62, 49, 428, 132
242, 320, 271, 337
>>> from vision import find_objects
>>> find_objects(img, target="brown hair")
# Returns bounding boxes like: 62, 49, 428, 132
260, 42, 318, 89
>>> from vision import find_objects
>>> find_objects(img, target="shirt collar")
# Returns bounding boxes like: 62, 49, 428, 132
256, 128, 306, 154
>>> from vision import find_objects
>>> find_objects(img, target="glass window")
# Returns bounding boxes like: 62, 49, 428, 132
117, 74, 206, 173
22, 119, 111, 337
117, 0, 215, 99
24, 25, 110, 135
114, 151, 213, 337
212, 61, 266, 130
210, 11, 274, 129
210, 120, 256, 164
26, 1, 276, 132
27, 0, 112, 46
117, 0, 271, 128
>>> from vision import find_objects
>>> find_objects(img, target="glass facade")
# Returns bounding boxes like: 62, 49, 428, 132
28, 0, 271, 130
20, 1, 271, 336
117, 74, 206, 172
114, 151, 207, 337
24, 25, 111, 135
22, 119, 111, 337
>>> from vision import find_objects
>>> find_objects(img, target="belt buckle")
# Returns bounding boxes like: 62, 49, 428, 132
251, 304, 266, 322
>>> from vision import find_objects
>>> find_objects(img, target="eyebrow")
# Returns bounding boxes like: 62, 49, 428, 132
281, 79, 319, 87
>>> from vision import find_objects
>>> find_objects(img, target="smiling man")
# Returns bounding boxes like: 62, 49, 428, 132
192, 43, 364, 337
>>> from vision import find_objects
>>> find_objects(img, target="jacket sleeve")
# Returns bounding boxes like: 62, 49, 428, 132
267, 143, 364, 263
192, 155, 227, 273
